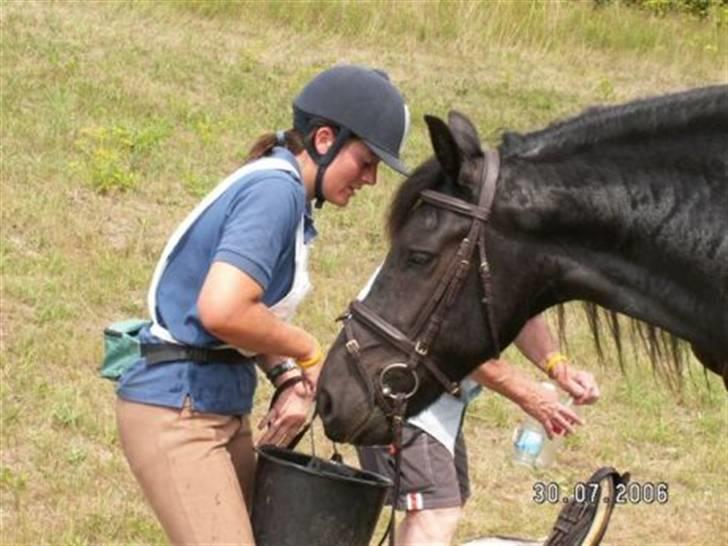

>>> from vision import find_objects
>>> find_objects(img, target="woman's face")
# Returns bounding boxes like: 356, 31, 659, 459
322, 138, 380, 207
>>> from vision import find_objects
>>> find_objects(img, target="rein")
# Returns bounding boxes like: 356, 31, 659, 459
338, 149, 502, 546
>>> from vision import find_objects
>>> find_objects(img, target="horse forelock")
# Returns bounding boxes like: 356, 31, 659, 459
501, 84, 728, 162
387, 157, 443, 240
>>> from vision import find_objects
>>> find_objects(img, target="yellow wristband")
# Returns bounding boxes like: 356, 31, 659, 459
296, 340, 323, 369
543, 352, 568, 377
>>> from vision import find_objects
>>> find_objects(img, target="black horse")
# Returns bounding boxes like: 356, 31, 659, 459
317, 85, 728, 446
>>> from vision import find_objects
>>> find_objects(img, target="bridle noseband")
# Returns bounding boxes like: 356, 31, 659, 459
339, 148, 502, 430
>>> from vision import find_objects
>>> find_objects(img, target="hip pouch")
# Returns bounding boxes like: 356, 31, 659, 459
100, 319, 151, 380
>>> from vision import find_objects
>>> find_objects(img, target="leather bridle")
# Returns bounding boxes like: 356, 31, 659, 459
339, 148, 502, 432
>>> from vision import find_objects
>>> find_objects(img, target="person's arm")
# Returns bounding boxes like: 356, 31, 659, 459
470, 359, 581, 438
514, 315, 600, 405
200, 176, 323, 374
198, 263, 322, 448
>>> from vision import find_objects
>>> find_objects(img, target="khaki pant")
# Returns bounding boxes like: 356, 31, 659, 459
116, 398, 256, 545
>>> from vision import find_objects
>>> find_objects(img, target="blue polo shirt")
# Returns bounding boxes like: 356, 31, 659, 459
117, 148, 317, 415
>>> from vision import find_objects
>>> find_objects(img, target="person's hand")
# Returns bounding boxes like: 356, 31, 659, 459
551, 364, 600, 405
520, 383, 583, 440
257, 377, 314, 448
301, 362, 323, 392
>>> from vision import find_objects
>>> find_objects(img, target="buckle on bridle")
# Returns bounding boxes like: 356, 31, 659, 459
414, 341, 429, 356
345, 339, 360, 357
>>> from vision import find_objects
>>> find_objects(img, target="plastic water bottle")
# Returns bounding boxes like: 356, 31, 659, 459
535, 423, 561, 468
512, 382, 566, 468
512, 414, 546, 468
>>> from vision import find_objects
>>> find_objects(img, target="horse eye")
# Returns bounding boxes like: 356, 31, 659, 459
407, 250, 433, 266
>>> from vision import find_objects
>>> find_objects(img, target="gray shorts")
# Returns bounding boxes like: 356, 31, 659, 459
356, 424, 470, 511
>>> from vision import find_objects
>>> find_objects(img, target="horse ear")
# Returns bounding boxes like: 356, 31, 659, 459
447, 111, 483, 159
424, 114, 462, 181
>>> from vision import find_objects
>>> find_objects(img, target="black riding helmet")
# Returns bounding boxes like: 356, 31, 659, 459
293, 65, 410, 208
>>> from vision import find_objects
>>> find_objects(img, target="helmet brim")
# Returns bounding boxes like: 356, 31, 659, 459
365, 141, 410, 177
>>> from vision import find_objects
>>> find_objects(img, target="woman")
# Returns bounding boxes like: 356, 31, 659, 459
115, 65, 410, 545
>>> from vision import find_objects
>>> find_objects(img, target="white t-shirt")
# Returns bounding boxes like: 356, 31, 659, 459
409, 378, 481, 455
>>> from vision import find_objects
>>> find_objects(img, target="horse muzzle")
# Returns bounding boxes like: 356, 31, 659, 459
316, 387, 393, 445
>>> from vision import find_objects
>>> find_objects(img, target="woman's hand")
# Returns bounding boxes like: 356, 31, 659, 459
520, 384, 583, 440
551, 364, 600, 405
301, 362, 323, 393
257, 377, 314, 448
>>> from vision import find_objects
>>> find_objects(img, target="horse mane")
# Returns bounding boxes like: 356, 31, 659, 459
389, 85, 727, 240
554, 304, 702, 391
501, 84, 728, 161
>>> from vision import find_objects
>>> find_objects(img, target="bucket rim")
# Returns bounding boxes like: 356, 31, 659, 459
255, 445, 393, 489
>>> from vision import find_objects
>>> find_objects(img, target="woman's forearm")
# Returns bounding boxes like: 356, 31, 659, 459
209, 301, 313, 358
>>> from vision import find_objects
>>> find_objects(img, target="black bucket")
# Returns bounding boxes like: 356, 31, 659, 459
252, 446, 392, 546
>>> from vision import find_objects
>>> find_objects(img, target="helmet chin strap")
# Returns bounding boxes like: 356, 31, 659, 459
306, 127, 352, 208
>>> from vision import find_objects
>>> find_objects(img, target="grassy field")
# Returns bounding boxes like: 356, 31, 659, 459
1, 1, 726, 544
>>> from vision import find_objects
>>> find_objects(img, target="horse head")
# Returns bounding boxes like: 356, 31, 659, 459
317, 112, 525, 445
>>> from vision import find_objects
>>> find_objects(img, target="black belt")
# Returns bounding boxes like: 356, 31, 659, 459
141, 344, 250, 365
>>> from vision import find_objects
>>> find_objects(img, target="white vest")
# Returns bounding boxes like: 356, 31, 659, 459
147, 157, 312, 354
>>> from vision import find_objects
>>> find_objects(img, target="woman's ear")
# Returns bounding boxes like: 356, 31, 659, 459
313, 126, 336, 156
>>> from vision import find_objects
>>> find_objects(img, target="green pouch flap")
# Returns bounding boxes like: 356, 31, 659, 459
100, 318, 151, 380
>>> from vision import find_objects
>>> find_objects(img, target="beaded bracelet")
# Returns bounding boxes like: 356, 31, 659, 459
266, 359, 299, 384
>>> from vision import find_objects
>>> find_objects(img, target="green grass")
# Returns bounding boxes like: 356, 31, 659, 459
1, 1, 726, 544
